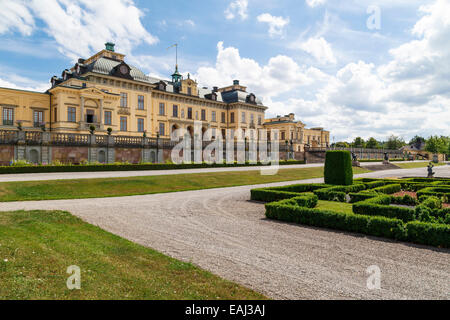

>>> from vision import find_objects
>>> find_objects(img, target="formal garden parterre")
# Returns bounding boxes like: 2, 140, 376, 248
251, 151, 450, 248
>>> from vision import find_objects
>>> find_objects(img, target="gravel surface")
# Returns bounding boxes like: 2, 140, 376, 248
0, 166, 449, 300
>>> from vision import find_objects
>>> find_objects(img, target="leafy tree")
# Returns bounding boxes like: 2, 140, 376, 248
335, 142, 350, 148
366, 137, 380, 149
352, 137, 365, 148
425, 136, 447, 154
385, 135, 406, 150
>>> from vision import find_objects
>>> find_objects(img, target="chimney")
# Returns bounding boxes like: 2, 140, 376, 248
233, 80, 240, 86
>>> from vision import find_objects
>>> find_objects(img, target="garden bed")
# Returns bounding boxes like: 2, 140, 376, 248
251, 177, 450, 248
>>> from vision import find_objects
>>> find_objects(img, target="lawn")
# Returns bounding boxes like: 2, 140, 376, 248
0, 210, 266, 300
0, 166, 370, 202
316, 200, 353, 214
395, 162, 447, 169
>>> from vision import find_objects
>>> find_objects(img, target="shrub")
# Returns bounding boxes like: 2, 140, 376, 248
421, 196, 442, 210
390, 194, 418, 206
366, 216, 406, 240
415, 205, 435, 223
292, 194, 318, 208
370, 184, 402, 195
349, 192, 379, 203
250, 189, 300, 203
324, 151, 353, 186
353, 195, 415, 222
417, 187, 450, 199
406, 221, 450, 248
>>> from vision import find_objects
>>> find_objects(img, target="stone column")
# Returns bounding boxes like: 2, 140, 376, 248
99, 99, 104, 130
107, 135, 115, 164
17, 131, 26, 161
142, 137, 150, 163
80, 96, 85, 127
41, 132, 51, 165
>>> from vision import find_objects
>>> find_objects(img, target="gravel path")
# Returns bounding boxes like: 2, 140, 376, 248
0, 166, 449, 300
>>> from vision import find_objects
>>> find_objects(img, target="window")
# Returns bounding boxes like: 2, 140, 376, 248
67, 107, 76, 122
138, 95, 145, 110
86, 110, 95, 124
241, 112, 246, 123
212, 111, 216, 122
137, 118, 144, 132
120, 116, 127, 131
258, 115, 262, 126
230, 112, 235, 123
2, 108, 14, 126
159, 103, 165, 116
201, 109, 206, 121
159, 122, 165, 136
187, 107, 193, 120
187, 87, 192, 95
221, 112, 226, 123
120, 93, 127, 108
104, 111, 112, 125
33, 110, 43, 127
173, 105, 178, 117
281, 132, 285, 140
250, 114, 254, 124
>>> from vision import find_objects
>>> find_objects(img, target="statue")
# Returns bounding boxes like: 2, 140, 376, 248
427, 162, 435, 178
351, 152, 360, 167
383, 152, 390, 165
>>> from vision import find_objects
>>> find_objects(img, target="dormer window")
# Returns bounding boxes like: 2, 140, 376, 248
158, 81, 166, 91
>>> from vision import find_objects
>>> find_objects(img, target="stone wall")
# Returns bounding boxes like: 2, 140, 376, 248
52, 146, 89, 164
115, 148, 142, 164
0, 145, 14, 165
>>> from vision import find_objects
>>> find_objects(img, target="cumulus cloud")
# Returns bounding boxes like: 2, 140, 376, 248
306, 0, 326, 8
194, 0, 450, 142
0, 0, 35, 36
293, 37, 337, 64
257, 13, 290, 38
0, 0, 158, 61
225, 0, 248, 20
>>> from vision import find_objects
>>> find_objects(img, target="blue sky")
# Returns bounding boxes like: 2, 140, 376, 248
0, 0, 448, 142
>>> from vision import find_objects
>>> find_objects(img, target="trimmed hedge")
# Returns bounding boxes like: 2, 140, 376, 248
313, 184, 366, 202
349, 192, 379, 203
406, 221, 450, 247
352, 195, 416, 222
369, 184, 402, 195
250, 189, 301, 203
0, 160, 307, 175
265, 202, 406, 241
417, 187, 450, 199
265, 201, 449, 247
324, 151, 353, 186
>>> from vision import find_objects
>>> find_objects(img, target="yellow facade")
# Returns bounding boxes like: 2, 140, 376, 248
0, 43, 328, 143
264, 113, 330, 152
0, 87, 50, 131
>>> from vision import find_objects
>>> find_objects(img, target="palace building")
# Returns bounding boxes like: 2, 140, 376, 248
0, 43, 329, 149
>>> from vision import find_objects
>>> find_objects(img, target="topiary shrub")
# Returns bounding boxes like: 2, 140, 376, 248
324, 151, 353, 186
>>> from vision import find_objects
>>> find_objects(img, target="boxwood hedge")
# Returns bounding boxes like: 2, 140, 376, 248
324, 150, 353, 186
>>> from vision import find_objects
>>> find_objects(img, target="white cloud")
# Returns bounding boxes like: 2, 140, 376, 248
306, 0, 326, 8
293, 37, 337, 64
225, 0, 248, 20
0, 0, 158, 61
257, 13, 290, 38
0, 0, 35, 36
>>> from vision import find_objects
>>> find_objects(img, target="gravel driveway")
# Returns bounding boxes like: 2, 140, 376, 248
0, 166, 449, 299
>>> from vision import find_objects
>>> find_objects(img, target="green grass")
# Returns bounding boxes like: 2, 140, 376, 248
0, 167, 370, 202
395, 162, 447, 169
0, 210, 266, 300
316, 200, 354, 214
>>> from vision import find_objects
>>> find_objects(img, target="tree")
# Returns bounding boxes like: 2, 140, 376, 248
366, 137, 380, 149
409, 135, 425, 149
335, 142, 350, 148
425, 136, 447, 154
352, 137, 365, 148
385, 135, 406, 150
